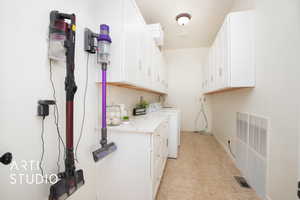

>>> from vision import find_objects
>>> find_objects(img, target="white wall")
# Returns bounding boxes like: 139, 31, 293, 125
164, 48, 212, 132
0, 0, 158, 199
211, 0, 300, 200
231, 0, 255, 11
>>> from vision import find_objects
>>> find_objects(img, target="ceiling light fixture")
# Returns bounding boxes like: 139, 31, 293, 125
176, 13, 192, 26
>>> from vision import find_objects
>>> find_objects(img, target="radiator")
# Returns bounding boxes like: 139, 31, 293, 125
236, 112, 268, 199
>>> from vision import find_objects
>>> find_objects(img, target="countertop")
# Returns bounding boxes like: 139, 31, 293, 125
107, 111, 170, 133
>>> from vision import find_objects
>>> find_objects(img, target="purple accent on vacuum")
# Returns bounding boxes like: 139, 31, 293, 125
98, 24, 112, 43
100, 24, 109, 31
102, 69, 107, 129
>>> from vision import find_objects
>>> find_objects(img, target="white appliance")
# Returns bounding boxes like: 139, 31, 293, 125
161, 108, 181, 158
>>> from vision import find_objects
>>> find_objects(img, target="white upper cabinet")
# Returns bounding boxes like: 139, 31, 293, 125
95, 0, 167, 94
203, 10, 255, 94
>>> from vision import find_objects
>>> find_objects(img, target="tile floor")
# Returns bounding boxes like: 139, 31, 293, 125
156, 132, 261, 200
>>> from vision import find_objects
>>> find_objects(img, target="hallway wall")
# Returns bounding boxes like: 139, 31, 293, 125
210, 0, 300, 200
0, 0, 158, 199
164, 48, 212, 132
231, 0, 255, 11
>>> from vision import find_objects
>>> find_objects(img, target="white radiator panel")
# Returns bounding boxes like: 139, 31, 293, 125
247, 148, 267, 198
236, 113, 268, 199
235, 139, 248, 177
260, 118, 268, 158
237, 112, 249, 143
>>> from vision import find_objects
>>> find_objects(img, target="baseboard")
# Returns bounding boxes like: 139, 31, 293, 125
265, 195, 272, 200
182, 130, 194, 133
183, 130, 213, 136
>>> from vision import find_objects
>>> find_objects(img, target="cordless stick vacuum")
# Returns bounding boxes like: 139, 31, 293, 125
84, 25, 117, 162
48, 11, 84, 200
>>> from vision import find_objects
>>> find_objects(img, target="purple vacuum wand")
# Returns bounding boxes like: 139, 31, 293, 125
102, 68, 107, 129
98, 24, 111, 145
99, 24, 112, 129
92, 24, 117, 162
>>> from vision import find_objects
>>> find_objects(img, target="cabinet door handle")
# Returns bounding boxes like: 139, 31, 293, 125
148, 68, 151, 76
219, 68, 223, 76
139, 60, 142, 71
150, 149, 152, 178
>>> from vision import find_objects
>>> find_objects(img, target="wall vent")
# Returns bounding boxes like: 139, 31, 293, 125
235, 113, 268, 199
236, 112, 249, 177
237, 112, 249, 143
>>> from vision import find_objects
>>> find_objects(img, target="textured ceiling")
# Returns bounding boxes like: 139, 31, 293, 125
135, 0, 234, 49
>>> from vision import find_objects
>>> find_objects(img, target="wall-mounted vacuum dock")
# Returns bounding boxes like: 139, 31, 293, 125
84, 25, 117, 162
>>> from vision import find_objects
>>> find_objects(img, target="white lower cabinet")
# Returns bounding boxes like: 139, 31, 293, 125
151, 121, 168, 198
97, 120, 169, 200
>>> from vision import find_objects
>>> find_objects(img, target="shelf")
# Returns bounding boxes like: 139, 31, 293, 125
204, 87, 254, 95
97, 81, 167, 95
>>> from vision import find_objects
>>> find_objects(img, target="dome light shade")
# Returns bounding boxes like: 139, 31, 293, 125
176, 13, 192, 26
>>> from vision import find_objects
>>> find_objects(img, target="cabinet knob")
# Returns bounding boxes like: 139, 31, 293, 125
219, 68, 223, 76
139, 61, 142, 71
148, 68, 151, 76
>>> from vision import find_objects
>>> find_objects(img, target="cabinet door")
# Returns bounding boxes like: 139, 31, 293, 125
221, 18, 229, 88
202, 55, 209, 93
207, 48, 212, 91
146, 40, 156, 88
144, 33, 155, 89
215, 33, 221, 90
139, 27, 151, 88
161, 57, 168, 92
208, 45, 216, 91
227, 11, 255, 87
157, 53, 165, 92
216, 18, 229, 89
218, 23, 224, 89
151, 45, 160, 90
123, 25, 141, 85
123, 0, 146, 86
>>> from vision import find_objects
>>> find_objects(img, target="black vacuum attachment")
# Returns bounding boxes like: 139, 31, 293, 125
0, 152, 12, 165
49, 169, 84, 200
92, 128, 117, 162
48, 10, 84, 200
